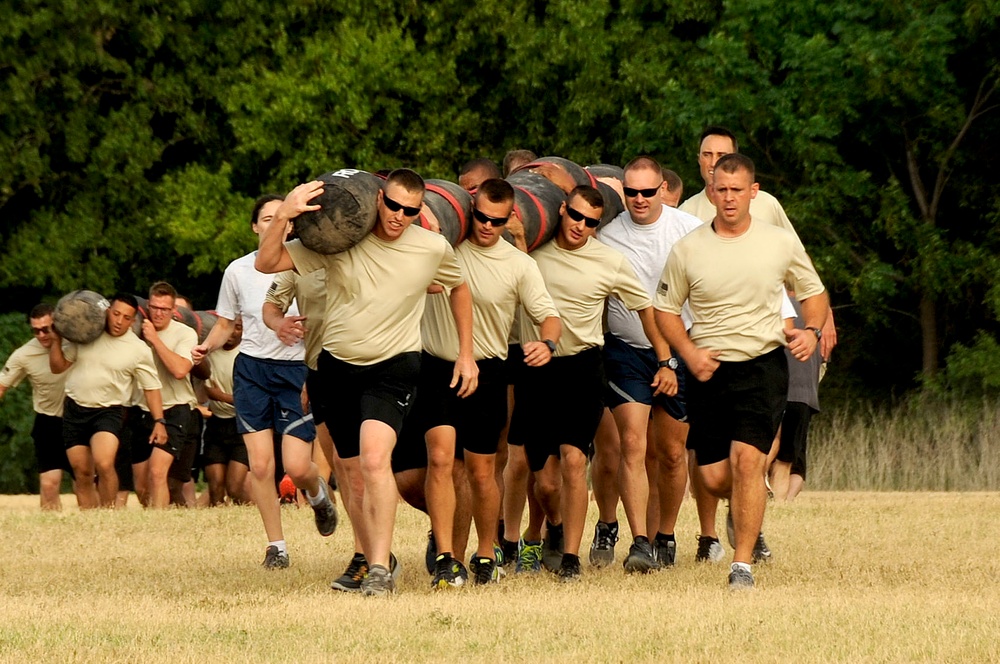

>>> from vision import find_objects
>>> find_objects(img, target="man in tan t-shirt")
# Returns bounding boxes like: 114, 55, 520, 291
256, 168, 477, 596
0, 304, 71, 510
509, 185, 661, 582
407, 178, 561, 587
49, 293, 167, 509
655, 153, 828, 589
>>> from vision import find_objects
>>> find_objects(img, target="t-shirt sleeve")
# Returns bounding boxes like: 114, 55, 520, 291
63, 342, 78, 364
517, 261, 559, 326
654, 247, 688, 315
781, 290, 797, 319
170, 325, 198, 358
786, 238, 825, 300
134, 345, 163, 391
434, 241, 465, 290
265, 270, 297, 312
612, 255, 653, 311
214, 265, 241, 320
0, 348, 27, 389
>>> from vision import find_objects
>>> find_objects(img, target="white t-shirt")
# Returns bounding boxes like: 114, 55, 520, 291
214, 251, 304, 362
598, 204, 703, 347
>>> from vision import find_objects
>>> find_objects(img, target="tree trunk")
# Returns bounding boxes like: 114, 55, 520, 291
920, 289, 938, 379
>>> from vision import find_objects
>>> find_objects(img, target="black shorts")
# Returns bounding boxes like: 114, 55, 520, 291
305, 368, 328, 427
509, 347, 605, 473
167, 407, 201, 483
31, 414, 71, 474
398, 353, 508, 459
62, 398, 125, 450
201, 416, 249, 467
504, 344, 524, 386
391, 429, 429, 474
317, 350, 421, 460
776, 401, 814, 479
687, 347, 788, 466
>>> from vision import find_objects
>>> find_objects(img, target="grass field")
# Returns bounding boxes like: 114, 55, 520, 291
2, 492, 999, 663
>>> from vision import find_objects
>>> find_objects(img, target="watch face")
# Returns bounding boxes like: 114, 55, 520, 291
667, 357, 679, 370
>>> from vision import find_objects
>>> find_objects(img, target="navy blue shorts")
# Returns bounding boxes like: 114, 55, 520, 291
233, 353, 314, 442
686, 347, 788, 466
602, 333, 687, 422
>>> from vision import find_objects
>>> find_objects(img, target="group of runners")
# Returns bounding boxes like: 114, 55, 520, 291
0, 126, 832, 593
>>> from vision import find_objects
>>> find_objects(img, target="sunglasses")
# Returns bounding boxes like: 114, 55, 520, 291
567, 207, 602, 228
31, 326, 51, 335
622, 183, 663, 198
473, 208, 508, 227
382, 193, 421, 217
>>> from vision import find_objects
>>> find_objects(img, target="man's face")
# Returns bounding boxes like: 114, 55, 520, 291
106, 301, 137, 337
375, 182, 423, 242
623, 166, 664, 225
252, 200, 286, 246
661, 183, 682, 208
470, 196, 513, 248
29, 315, 55, 349
711, 167, 759, 228
557, 194, 602, 251
224, 317, 243, 350
459, 168, 490, 193
147, 294, 176, 332
698, 134, 736, 186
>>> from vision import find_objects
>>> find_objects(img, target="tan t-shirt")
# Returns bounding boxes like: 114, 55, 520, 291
422, 240, 558, 361
265, 269, 327, 370
205, 345, 239, 419
64, 330, 161, 408
286, 224, 465, 366
521, 237, 652, 356
143, 320, 198, 410
680, 188, 801, 243
0, 338, 67, 417
654, 221, 825, 362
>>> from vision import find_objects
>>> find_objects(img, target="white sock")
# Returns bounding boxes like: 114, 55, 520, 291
305, 480, 326, 506
269, 540, 287, 555
732, 562, 751, 574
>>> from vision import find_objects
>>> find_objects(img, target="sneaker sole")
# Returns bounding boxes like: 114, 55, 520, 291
330, 580, 362, 593
623, 557, 656, 574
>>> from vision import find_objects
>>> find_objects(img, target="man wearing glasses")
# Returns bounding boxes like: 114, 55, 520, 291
407, 178, 560, 587
509, 185, 658, 582
593, 157, 704, 572
256, 168, 477, 596
0, 304, 73, 510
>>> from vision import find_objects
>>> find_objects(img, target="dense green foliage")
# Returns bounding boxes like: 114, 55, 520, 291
1, 0, 1000, 489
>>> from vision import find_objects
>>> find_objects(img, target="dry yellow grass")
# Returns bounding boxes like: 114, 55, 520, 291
2, 492, 999, 663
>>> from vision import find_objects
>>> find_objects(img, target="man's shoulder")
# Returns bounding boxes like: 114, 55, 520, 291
402, 224, 450, 250
162, 319, 198, 345
224, 251, 257, 275
661, 206, 705, 233
598, 211, 632, 239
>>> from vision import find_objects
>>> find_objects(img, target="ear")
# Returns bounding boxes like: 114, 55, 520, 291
559, 200, 567, 216
750, 182, 760, 199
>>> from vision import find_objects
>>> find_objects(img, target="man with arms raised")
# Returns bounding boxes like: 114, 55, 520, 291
594, 156, 703, 570
0, 304, 72, 509
256, 168, 477, 596
49, 294, 166, 509
412, 178, 560, 586
655, 153, 828, 589
510, 185, 658, 581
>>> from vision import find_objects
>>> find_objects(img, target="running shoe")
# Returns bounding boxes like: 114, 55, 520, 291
541, 522, 564, 572
589, 521, 618, 568
262, 545, 289, 570
516, 540, 543, 573
470, 556, 500, 585
695, 535, 725, 563
431, 553, 465, 589
623, 537, 657, 574
361, 564, 396, 596
752, 532, 773, 563
310, 477, 338, 537
728, 564, 755, 590
653, 535, 676, 568
331, 553, 368, 592
557, 554, 582, 582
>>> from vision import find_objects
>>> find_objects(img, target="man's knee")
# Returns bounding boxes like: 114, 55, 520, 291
731, 443, 766, 478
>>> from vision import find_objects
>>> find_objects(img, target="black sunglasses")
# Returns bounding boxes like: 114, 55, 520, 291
622, 183, 663, 198
31, 326, 51, 335
383, 193, 421, 217
567, 207, 601, 228
473, 208, 508, 227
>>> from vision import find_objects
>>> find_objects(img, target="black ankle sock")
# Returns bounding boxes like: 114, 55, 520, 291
656, 532, 675, 543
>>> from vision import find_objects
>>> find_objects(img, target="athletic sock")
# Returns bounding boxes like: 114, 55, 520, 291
634, 535, 650, 544
305, 481, 326, 506
269, 540, 287, 555
655, 532, 676, 543
561, 553, 580, 566
732, 561, 751, 574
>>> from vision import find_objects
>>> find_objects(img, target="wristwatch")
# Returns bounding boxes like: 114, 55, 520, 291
805, 326, 822, 340
542, 339, 557, 354
658, 357, 680, 370
154, 418, 167, 425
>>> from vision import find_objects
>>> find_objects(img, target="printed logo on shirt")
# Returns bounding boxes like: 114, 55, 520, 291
657, 281, 669, 295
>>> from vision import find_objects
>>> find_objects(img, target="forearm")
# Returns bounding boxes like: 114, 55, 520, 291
538, 316, 561, 345
49, 344, 71, 374
149, 338, 193, 380
654, 310, 696, 362
449, 283, 475, 358
262, 302, 286, 333
198, 317, 234, 356
205, 385, 233, 405
254, 216, 294, 274
638, 307, 671, 360
144, 389, 166, 420
800, 292, 830, 331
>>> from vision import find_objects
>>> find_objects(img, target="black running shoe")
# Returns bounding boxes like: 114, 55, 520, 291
331, 553, 368, 592
623, 537, 656, 574
500, 538, 519, 568
262, 545, 289, 570
557, 554, 582, 582
695, 535, 725, 563
589, 521, 618, 568
424, 530, 436, 575
470, 556, 499, 585
752, 532, 772, 563
542, 522, 564, 572
431, 554, 465, 589
728, 564, 755, 590
310, 477, 338, 537
653, 534, 676, 568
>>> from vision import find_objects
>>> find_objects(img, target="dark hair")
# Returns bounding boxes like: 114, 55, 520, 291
475, 178, 515, 206
385, 168, 425, 194
569, 185, 604, 211
250, 194, 284, 230
662, 169, 683, 193
174, 294, 192, 309
28, 303, 54, 323
700, 126, 739, 152
623, 155, 662, 178
148, 281, 177, 300
109, 292, 138, 311
713, 153, 755, 180
460, 158, 501, 180
503, 149, 537, 177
